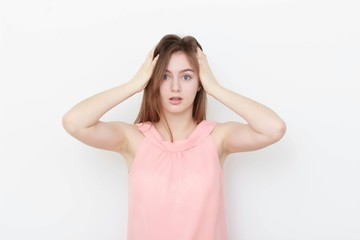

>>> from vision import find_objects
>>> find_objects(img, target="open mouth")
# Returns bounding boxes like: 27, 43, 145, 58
170, 97, 182, 101
169, 97, 182, 104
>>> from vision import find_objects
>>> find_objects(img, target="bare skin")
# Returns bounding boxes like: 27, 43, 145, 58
62, 47, 286, 171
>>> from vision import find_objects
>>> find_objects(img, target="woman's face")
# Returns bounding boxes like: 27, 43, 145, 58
159, 51, 200, 117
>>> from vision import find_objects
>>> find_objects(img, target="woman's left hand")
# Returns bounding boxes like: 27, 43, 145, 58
197, 47, 220, 95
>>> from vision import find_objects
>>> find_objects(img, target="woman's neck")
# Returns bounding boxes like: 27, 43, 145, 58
156, 115, 198, 142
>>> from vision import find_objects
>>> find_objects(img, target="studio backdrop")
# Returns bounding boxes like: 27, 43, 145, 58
0, 0, 359, 239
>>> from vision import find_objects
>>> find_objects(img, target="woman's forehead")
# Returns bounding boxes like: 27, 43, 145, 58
166, 52, 194, 72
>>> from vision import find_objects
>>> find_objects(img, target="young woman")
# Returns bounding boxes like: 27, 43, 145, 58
63, 34, 286, 240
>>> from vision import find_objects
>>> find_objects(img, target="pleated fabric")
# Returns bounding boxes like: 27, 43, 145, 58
127, 120, 227, 240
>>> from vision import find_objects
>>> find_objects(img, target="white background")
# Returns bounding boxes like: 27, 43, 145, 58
1, 0, 359, 239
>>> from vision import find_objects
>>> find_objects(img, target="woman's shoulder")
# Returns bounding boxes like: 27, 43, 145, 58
134, 121, 152, 133
201, 119, 217, 125
210, 121, 244, 142
211, 121, 244, 134
108, 121, 147, 143
198, 119, 218, 129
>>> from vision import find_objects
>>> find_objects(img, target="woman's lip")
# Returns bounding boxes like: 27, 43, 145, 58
169, 97, 182, 105
170, 97, 182, 100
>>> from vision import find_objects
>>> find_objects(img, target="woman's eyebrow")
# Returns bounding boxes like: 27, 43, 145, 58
165, 69, 194, 73
180, 69, 194, 73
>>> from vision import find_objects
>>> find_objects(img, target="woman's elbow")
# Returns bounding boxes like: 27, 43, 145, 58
62, 113, 79, 135
271, 120, 286, 142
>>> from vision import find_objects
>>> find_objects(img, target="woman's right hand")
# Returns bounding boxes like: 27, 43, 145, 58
131, 48, 159, 92
63, 47, 159, 156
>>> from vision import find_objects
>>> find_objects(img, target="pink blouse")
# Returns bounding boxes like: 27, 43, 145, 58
127, 120, 227, 240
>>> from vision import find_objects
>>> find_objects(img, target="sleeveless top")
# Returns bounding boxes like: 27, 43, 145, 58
127, 120, 227, 240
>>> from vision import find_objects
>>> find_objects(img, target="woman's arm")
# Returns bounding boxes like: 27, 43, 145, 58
197, 48, 286, 155
62, 49, 158, 153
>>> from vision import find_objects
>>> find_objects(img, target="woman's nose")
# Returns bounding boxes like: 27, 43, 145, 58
171, 79, 181, 92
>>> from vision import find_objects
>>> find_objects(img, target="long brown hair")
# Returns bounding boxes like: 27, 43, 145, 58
134, 34, 207, 141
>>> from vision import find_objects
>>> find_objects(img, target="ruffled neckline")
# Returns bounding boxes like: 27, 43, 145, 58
142, 120, 216, 152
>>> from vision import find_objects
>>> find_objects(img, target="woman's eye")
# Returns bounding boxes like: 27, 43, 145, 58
183, 75, 192, 80
163, 74, 169, 80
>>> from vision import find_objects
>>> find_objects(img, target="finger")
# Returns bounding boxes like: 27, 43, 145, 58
196, 47, 202, 56
152, 54, 159, 65
147, 45, 157, 59
196, 47, 207, 61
